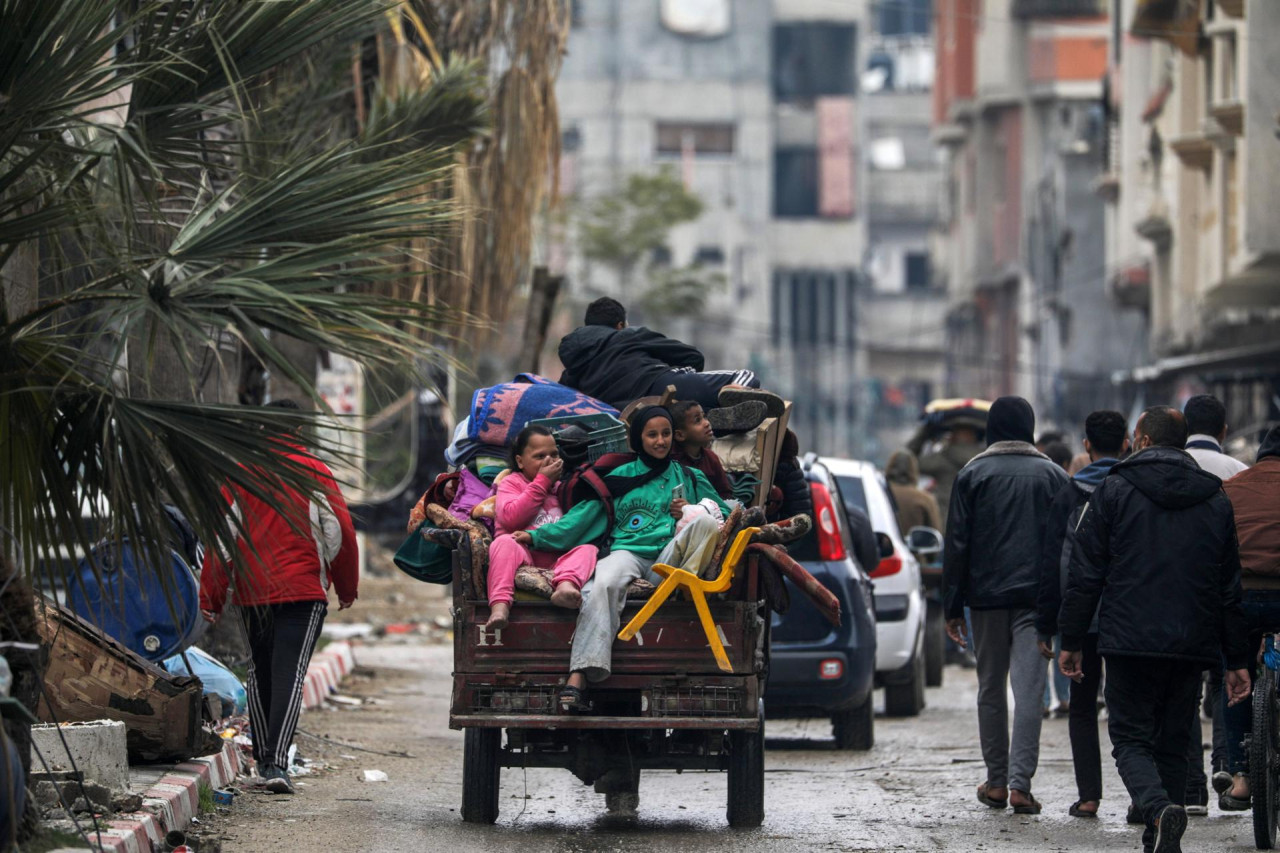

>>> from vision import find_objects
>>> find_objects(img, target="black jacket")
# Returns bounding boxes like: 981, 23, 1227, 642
942, 441, 1069, 619
557, 325, 704, 409
1034, 458, 1118, 639
1059, 447, 1248, 669
771, 458, 812, 523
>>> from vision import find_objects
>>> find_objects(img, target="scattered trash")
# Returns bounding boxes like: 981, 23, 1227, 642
432, 615, 451, 629
381, 623, 416, 635
326, 694, 362, 707
321, 623, 375, 640
213, 789, 234, 807
362, 770, 389, 783
340, 754, 357, 760
162, 646, 247, 716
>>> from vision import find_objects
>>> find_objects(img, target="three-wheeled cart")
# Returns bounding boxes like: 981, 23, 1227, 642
447, 403, 793, 826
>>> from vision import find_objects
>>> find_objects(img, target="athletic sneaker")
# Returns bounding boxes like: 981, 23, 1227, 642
261, 765, 295, 795
1152, 804, 1187, 853
706, 400, 767, 435
1184, 785, 1209, 816
717, 387, 785, 419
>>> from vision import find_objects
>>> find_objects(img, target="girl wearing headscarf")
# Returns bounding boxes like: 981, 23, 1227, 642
514, 406, 730, 710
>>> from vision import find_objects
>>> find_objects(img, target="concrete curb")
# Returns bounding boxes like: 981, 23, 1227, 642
81, 642, 355, 851
79, 738, 240, 853
302, 641, 357, 710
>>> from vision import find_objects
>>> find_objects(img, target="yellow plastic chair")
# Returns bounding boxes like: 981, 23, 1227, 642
617, 526, 760, 673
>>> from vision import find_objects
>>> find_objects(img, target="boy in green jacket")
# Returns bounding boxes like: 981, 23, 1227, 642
514, 406, 728, 710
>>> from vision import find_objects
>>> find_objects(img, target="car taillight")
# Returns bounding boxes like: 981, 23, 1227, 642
819, 659, 844, 680
872, 552, 903, 578
810, 483, 847, 562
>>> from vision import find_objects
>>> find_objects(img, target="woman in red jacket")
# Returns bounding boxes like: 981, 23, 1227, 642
199, 401, 358, 795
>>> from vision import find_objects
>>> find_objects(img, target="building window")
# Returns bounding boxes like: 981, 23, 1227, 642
771, 268, 858, 347
651, 245, 673, 267
905, 252, 931, 290
774, 148, 819, 217
655, 122, 735, 156
571, 0, 584, 28
694, 245, 725, 266
878, 0, 932, 36
773, 24, 857, 101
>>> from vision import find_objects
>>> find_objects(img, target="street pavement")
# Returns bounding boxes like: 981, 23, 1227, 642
215, 641, 1259, 852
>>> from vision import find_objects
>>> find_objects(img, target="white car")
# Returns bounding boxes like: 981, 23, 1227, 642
820, 458, 928, 717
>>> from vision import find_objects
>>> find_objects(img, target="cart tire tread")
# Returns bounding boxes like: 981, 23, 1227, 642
462, 728, 501, 824
727, 703, 765, 828
1252, 665, 1277, 849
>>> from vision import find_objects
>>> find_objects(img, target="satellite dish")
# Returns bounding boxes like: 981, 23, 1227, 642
660, 0, 731, 38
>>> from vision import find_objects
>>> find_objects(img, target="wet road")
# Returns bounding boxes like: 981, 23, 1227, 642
217, 641, 1257, 852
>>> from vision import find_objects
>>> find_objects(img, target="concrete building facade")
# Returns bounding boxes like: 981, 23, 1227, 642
932, 0, 1148, 431
556, 0, 947, 459
1104, 0, 1280, 436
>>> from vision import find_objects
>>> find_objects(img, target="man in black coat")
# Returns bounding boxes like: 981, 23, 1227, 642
943, 396, 1069, 815
557, 297, 768, 412
1059, 405, 1251, 853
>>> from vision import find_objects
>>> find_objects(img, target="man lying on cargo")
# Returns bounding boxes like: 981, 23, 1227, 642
512, 405, 730, 712
557, 296, 781, 423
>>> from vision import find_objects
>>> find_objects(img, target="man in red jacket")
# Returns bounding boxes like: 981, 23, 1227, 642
200, 400, 359, 794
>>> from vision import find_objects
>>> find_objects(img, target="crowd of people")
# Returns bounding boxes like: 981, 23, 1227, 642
935, 392, 1279, 853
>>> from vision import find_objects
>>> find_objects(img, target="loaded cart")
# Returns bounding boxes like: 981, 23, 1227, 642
447, 403, 795, 827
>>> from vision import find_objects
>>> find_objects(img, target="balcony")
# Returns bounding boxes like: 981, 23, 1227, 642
867, 170, 940, 225
1012, 0, 1104, 18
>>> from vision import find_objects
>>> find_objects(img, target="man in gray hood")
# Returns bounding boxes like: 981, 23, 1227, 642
943, 396, 1069, 815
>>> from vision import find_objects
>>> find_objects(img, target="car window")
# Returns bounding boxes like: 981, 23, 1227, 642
833, 475, 869, 516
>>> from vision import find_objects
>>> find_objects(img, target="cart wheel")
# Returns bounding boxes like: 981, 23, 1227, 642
727, 702, 765, 828
924, 598, 945, 688
1254, 667, 1279, 849
462, 728, 501, 824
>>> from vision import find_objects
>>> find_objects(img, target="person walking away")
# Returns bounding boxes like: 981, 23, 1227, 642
885, 450, 942, 537
908, 423, 984, 527
1183, 394, 1249, 480
1218, 425, 1280, 811
1058, 406, 1251, 853
943, 396, 1069, 814
1181, 393, 1244, 809
557, 297, 780, 417
199, 400, 359, 795
484, 426, 598, 630
1034, 410, 1129, 818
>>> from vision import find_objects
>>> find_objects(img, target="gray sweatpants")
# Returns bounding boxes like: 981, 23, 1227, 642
570, 514, 721, 682
970, 607, 1047, 793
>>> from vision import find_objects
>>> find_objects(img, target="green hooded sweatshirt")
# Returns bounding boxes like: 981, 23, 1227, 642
529, 459, 729, 559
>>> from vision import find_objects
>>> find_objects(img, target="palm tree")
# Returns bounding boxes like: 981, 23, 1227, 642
0, 0, 489, 603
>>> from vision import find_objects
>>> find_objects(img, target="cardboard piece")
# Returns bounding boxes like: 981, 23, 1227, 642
33, 599, 216, 762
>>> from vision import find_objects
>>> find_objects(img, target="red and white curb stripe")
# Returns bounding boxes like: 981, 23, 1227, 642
301, 641, 356, 710
85, 739, 241, 853
83, 643, 355, 852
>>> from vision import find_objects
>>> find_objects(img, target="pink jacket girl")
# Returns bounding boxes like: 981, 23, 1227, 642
485, 426, 597, 630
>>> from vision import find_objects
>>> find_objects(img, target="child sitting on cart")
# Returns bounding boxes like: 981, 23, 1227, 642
485, 426, 598, 630
512, 406, 730, 711
670, 399, 735, 501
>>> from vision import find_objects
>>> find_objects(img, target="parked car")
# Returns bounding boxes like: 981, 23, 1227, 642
821, 458, 928, 717
764, 457, 878, 749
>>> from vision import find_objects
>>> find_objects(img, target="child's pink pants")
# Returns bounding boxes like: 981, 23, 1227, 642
487, 535, 597, 606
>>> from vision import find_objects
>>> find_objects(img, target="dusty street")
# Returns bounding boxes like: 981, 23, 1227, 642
212, 638, 1258, 853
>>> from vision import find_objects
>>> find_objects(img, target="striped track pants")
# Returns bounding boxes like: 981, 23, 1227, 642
241, 600, 327, 772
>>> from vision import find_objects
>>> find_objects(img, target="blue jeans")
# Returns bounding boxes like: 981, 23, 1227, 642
1223, 590, 1280, 774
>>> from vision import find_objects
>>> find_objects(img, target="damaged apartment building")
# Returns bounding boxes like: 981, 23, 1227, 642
555, 0, 945, 459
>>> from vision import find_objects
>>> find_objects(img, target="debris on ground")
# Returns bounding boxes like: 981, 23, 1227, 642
361, 770, 389, 783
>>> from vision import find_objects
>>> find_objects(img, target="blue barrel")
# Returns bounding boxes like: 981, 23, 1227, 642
66, 537, 205, 662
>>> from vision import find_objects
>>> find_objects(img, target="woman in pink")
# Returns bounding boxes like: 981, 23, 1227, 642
486, 426, 597, 629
